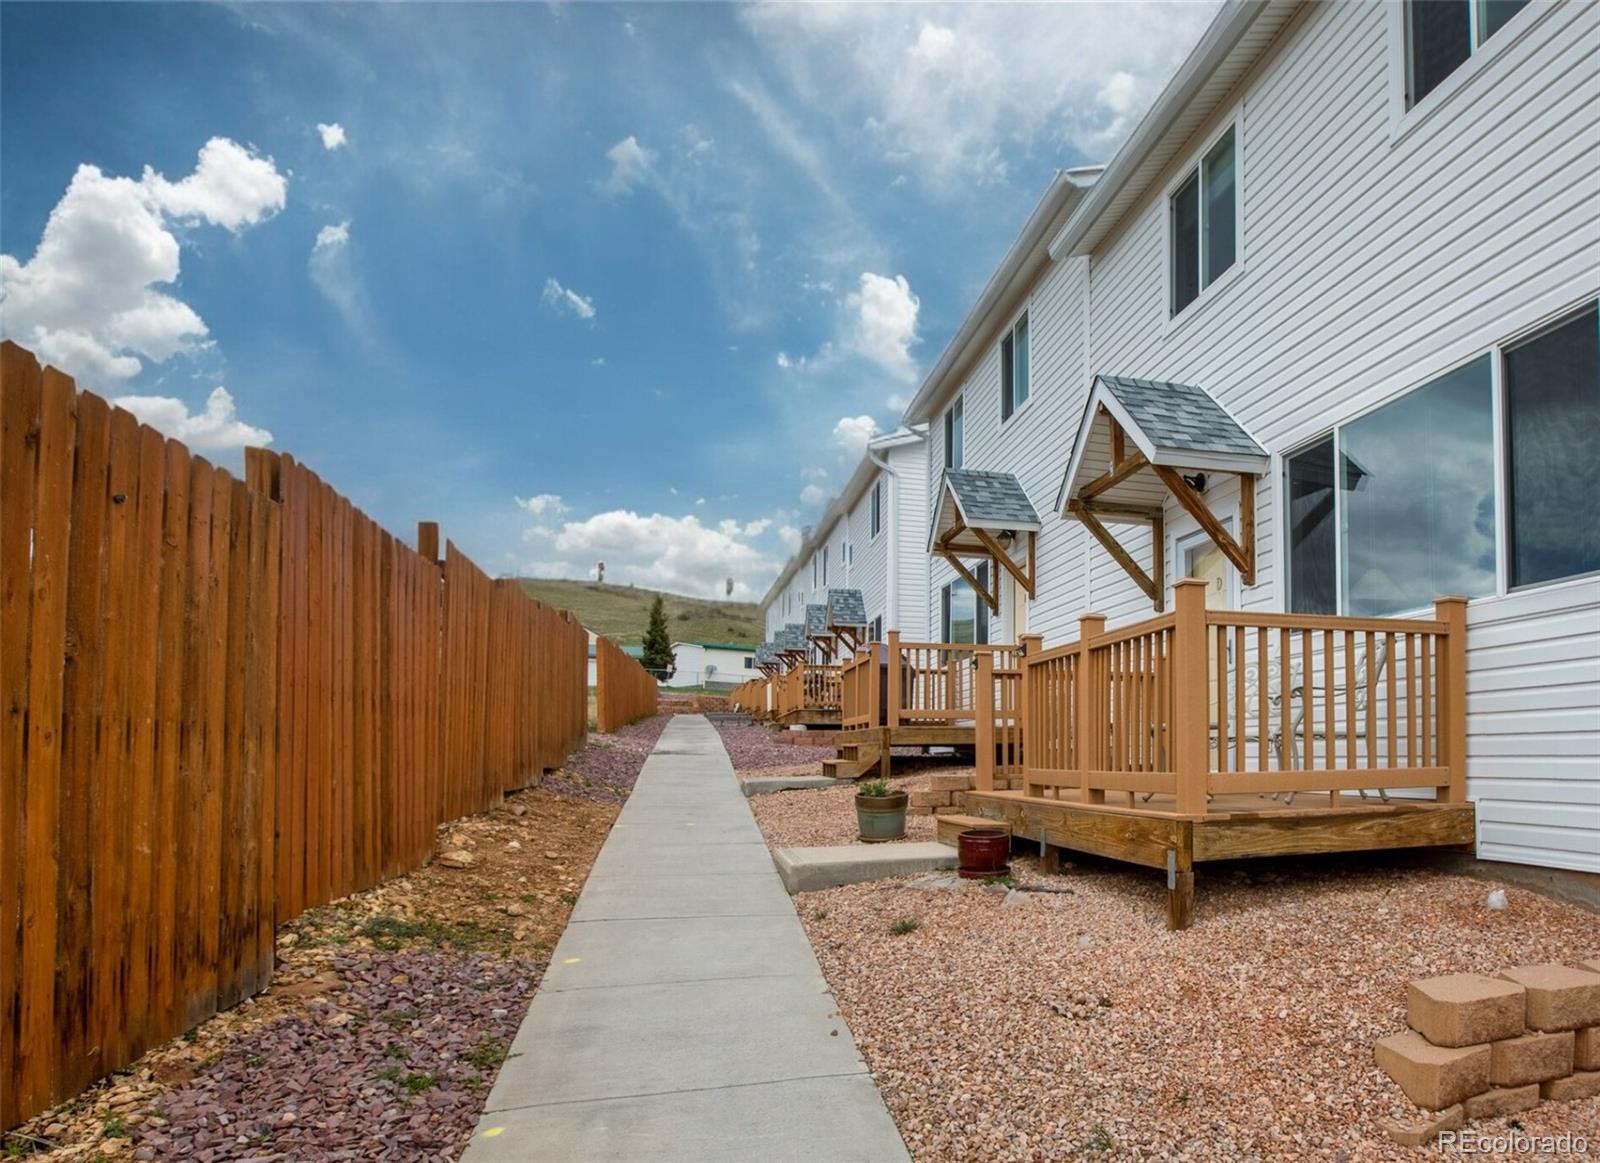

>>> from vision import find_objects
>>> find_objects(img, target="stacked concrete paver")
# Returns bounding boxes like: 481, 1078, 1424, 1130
908, 771, 975, 816
1374, 957, 1600, 1144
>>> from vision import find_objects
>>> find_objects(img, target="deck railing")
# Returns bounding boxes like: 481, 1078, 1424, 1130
728, 677, 769, 717
774, 662, 842, 716
978, 579, 1468, 810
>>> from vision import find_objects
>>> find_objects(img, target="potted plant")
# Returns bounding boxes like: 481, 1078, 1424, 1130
855, 778, 907, 843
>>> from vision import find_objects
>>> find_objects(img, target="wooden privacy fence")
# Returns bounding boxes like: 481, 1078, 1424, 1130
976, 578, 1468, 809
1, 343, 588, 1130
594, 636, 657, 732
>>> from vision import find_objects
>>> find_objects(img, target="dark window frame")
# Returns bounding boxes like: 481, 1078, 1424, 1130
1000, 310, 1031, 421
1170, 124, 1237, 318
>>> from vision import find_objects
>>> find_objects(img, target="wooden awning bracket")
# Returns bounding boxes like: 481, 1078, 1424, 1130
1150, 466, 1256, 585
1068, 499, 1165, 612
934, 518, 1036, 613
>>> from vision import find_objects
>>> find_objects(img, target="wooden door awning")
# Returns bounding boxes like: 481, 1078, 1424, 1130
926, 469, 1042, 614
1055, 375, 1269, 611
804, 603, 840, 659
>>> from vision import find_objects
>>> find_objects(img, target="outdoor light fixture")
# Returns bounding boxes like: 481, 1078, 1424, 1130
1181, 472, 1208, 492
997, 529, 1016, 549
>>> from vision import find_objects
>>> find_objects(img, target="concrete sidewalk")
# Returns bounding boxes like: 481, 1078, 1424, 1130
462, 715, 909, 1162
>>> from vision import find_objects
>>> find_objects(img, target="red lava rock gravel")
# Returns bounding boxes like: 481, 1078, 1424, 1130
713, 721, 828, 773
799, 857, 1600, 1161
553, 712, 670, 800
133, 952, 530, 1161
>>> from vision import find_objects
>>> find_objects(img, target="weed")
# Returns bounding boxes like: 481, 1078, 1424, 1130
383, 1007, 421, 1029
558, 892, 578, 906
465, 1037, 509, 1071
1084, 1126, 1115, 1154
383, 1042, 407, 1060
518, 894, 535, 904
102, 1115, 129, 1140
812, 907, 828, 921
377, 1065, 403, 1083
400, 1073, 436, 1094
888, 918, 919, 935
243, 1052, 266, 1068
982, 873, 1015, 887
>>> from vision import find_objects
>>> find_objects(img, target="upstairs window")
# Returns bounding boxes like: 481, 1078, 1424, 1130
1406, 0, 1530, 107
943, 397, 964, 469
1504, 304, 1599, 587
868, 615, 883, 643
870, 479, 883, 538
1001, 311, 1031, 420
822, 546, 829, 586
1170, 125, 1236, 317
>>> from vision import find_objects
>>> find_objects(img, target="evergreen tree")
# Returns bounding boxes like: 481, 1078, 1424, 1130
641, 594, 675, 678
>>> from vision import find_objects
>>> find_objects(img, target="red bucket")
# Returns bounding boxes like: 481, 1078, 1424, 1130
957, 828, 1010, 880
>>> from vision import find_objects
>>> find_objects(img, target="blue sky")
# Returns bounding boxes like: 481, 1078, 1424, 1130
1, 1, 1217, 599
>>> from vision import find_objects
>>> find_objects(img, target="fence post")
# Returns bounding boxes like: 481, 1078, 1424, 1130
1076, 614, 1106, 803
974, 651, 995, 793
1172, 579, 1209, 815
886, 631, 901, 730
1435, 595, 1468, 804
416, 521, 439, 564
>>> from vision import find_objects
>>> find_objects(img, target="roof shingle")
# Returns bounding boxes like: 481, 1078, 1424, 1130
1098, 375, 1265, 458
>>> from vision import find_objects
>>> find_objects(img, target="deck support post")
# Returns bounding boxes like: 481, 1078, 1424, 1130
1172, 580, 1209, 816
1436, 596, 1468, 804
1076, 614, 1107, 804
1166, 826, 1195, 930
975, 652, 995, 792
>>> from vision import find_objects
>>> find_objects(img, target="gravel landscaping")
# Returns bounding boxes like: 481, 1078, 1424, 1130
713, 720, 829, 773
751, 772, 944, 847
7, 718, 668, 1162
798, 856, 1600, 1161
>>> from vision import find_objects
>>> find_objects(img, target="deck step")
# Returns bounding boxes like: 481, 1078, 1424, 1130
934, 813, 1013, 848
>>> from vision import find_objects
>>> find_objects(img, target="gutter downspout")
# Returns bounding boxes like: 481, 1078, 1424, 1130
867, 446, 899, 632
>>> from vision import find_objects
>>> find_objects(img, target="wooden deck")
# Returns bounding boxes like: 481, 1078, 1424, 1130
824, 724, 976, 778
964, 786, 1475, 928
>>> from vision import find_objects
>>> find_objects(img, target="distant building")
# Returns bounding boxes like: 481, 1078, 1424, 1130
667, 641, 762, 689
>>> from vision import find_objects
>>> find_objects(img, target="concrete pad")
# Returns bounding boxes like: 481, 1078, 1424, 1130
741, 775, 855, 796
538, 913, 821, 992
773, 842, 958, 893
489, 974, 865, 1108
464, 1074, 909, 1163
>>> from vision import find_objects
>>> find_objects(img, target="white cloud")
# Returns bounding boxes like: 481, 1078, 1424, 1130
0, 138, 286, 387
541, 277, 596, 321
778, 524, 802, 550
316, 122, 348, 151
521, 508, 784, 600
800, 483, 828, 506
314, 221, 350, 252
886, 392, 910, 412
847, 272, 920, 382
114, 386, 272, 452
590, 356, 607, 367
597, 135, 655, 196
742, 4, 1220, 190
516, 493, 568, 517
832, 414, 879, 458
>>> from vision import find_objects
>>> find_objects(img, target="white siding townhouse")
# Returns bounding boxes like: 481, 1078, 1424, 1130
764, 0, 1599, 874
761, 425, 932, 648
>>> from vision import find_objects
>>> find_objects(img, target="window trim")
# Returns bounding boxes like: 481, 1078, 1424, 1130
1385, 0, 1551, 144
1162, 109, 1245, 330
870, 479, 883, 540
1000, 305, 1033, 425
1279, 295, 1600, 614
943, 395, 965, 469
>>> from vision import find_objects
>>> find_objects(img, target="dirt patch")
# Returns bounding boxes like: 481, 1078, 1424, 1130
4, 721, 668, 1162
798, 855, 1600, 1161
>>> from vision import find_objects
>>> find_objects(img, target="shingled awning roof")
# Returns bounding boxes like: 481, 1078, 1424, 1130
1056, 375, 1267, 516
826, 588, 867, 630
1057, 374, 1268, 610
926, 469, 1042, 614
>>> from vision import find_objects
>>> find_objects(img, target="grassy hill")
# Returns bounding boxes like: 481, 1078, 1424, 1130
516, 578, 763, 648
